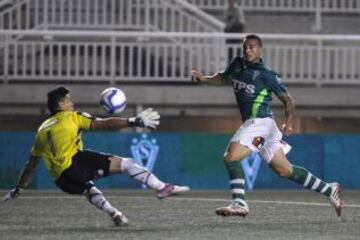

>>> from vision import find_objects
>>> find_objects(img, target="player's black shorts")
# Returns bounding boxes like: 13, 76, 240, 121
55, 149, 112, 194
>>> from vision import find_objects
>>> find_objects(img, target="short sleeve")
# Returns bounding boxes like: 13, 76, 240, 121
265, 72, 287, 96
73, 112, 93, 131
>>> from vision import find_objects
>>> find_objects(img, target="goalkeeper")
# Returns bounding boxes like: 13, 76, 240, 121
2, 86, 189, 227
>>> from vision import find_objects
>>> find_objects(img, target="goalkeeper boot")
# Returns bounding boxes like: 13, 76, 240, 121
215, 201, 249, 218
111, 211, 129, 227
156, 184, 190, 199
328, 182, 344, 217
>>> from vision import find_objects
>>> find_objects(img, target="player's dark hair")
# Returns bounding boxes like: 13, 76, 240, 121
47, 86, 70, 115
243, 34, 263, 47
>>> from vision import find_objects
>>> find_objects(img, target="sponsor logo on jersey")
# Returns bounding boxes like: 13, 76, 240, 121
233, 79, 256, 94
252, 70, 260, 81
131, 134, 159, 189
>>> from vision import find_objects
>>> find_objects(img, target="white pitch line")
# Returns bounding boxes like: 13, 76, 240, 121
171, 197, 360, 208
12, 195, 360, 208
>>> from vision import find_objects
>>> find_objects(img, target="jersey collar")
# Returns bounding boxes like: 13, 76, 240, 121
244, 58, 265, 69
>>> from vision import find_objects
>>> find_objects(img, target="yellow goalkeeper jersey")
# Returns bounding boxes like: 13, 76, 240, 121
31, 111, 92, 180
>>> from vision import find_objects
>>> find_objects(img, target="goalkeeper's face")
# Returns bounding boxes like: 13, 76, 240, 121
58, 94, 74, 112
243, 39, 263, 64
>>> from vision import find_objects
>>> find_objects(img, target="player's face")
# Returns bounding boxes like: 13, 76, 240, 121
243, 39, 263, 63
58, 94, 74, 111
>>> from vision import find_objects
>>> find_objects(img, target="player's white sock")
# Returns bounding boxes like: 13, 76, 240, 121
121, 158, 166, 190
85, 186, 118, 216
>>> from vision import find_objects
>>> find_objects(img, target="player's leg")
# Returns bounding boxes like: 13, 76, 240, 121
109, 156, 165, 189
84, 182, 129, 226
216, 119, 269, 217
215, 142, 252, 217
109, 156, 189, 199
269, 148, 344, 217
55, 163, 128, 227
225, 142, 252, 207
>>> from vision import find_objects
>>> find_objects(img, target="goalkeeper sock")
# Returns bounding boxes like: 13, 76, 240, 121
121, 158, 166, 190
225, 161, 246, 206
85, 186, 118, 216
289, 165, 332, 197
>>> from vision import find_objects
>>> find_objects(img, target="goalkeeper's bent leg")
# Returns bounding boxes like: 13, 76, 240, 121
85, 185, 119, 216
121, 158, 166, 190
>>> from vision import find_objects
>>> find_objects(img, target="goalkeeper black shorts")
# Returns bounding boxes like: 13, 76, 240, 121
55, 149, 112, 194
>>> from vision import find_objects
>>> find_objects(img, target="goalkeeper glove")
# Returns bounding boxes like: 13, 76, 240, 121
2, 186, 22, 203
128, 108, 160, 130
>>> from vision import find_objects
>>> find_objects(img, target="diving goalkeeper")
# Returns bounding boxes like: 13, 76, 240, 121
3, 86, 189, 227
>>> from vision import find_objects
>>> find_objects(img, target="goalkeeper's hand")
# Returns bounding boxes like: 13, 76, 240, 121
128, 108, 160, 130
2, 186, 22, 203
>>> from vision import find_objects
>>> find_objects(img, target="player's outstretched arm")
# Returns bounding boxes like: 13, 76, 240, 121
191, 70, 206, 83
3, 155, 40, 203
277, 92, 295, 135
91, 108, 160, 131
191, 70, 229, 85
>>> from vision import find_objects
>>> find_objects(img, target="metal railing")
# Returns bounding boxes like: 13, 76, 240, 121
1, 30, 360, 85
187, 0, 360, 12
0, 0, 224, 32
187, 0, 360, 31
0, 0, 14, 9
0, 0, 33, 30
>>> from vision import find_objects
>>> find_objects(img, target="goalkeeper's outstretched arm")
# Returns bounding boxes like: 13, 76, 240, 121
91, 108, 160, 131
2, 155, 40, 203
91, 117, 129, 131
16, 155, 41, 189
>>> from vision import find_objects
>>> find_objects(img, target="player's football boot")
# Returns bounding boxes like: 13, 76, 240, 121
111, 211, 129, 227
328, 182, 344, 217
156, 184, 190, 199
215, 201, 249, 217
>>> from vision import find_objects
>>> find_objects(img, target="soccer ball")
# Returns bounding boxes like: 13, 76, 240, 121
100, 87, 127, 114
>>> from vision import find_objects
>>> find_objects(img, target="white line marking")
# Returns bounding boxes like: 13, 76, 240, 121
172, 197, 360, 208
15, 195, 360, 208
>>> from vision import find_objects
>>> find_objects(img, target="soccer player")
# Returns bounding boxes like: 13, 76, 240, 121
191, 34, 343, 218
2, 86, 189, 226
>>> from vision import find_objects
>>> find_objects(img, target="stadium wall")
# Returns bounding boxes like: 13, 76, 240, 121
0, 132, 358, 190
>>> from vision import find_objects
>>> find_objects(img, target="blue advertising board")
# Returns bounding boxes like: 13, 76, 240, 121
0, 132, 358, 190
